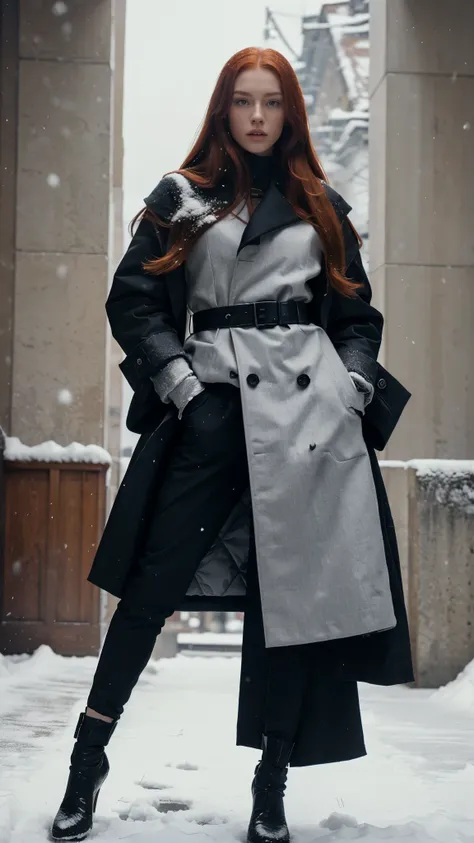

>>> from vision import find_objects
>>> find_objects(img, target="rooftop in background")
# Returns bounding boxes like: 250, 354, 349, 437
298, 0, 369, 117
294, 0, 370, 242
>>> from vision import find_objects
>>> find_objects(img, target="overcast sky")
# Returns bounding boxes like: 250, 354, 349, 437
122, 0, 323, 223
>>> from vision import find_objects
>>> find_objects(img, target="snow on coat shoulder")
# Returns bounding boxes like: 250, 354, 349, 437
144, 173, 219, 227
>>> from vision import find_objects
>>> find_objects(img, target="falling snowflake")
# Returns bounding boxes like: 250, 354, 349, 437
57, 388, 73, 406
463, 122, 471, 131
47, 173, 60, 188
56, 264, 68, 279
52, 1, 68, 15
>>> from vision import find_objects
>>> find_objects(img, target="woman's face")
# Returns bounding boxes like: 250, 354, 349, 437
228, 67, 285, 157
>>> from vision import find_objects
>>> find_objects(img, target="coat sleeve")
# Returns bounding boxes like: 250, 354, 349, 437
326, 220, 383, 393
105, 214, 189, 392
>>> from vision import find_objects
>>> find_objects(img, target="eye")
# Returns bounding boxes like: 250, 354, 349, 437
233, 98, 248, 106
268, 100, 282, 108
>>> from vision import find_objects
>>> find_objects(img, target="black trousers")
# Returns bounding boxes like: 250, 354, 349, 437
88, 385, 312, 743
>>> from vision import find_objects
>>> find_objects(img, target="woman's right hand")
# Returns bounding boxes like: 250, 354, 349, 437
180, 388, 209, 419
180, 384, 243, 437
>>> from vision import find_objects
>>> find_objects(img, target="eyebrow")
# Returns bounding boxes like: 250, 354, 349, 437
233, 90, 282, 96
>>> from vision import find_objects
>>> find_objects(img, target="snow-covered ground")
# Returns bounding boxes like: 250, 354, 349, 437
1, 646, 473, 842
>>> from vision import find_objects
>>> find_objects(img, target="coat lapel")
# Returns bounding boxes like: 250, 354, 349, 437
145, 175, 355, 334
236, 179, 301, 255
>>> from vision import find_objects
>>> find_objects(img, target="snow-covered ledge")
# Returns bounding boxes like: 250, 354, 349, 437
380, 458, 474, 474
380, 458, 474, 688
380, 459, 474, 515
3, 436, 111, 465
406, 459, 474, 475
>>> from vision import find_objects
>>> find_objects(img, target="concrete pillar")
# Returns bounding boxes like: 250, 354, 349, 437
12, 0, 120, 450
0, 2, 19, 433
106, 0, 126, 499
103, 0, 126, 629
369, 0, 474, 459
406, 463, 474, 687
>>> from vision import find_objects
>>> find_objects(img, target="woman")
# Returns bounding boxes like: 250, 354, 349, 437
51, 47, 413, 843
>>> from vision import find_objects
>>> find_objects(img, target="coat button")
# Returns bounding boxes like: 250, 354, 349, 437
136, 357, 143, 366
246, 373, 260, 388
377, 377, 387, 390
297, 373, 311, 389
229, 370, 239, 379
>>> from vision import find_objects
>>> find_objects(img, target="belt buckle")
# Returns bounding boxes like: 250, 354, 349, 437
252, 301, 278, 329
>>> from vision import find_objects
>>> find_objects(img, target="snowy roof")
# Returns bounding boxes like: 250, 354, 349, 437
313, 124, 333, 134
303, 5, 369, 31
4, 436, 112, 464
332, 117, 368, 153
292, 59, 306, 71
303, 0, 350, 30
326, 7, 369, 111
329, 107, 369, 121
301, 2, 369, 112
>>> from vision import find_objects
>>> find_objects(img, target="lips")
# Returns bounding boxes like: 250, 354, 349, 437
247, 132, 267, 136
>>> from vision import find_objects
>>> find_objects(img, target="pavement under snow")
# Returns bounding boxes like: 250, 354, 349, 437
0, 645, 473, 842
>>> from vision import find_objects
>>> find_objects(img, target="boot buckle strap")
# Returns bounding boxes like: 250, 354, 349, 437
74, 711, 86, 739
73, 711, 118, 745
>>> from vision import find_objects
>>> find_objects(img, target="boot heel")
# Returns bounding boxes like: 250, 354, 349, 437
93, 789, 100, 813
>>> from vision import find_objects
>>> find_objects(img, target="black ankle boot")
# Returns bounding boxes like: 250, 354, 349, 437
50, 711, 117, 841
247, 735, 294, 843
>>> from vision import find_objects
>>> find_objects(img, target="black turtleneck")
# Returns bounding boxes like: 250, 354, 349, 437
243, 149, 276, 194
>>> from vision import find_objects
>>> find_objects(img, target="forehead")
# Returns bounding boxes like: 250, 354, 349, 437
233, 67, 281, 94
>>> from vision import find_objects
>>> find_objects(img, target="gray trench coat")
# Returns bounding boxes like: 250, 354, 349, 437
89, 172, 414, 698
180, 196, 396, 647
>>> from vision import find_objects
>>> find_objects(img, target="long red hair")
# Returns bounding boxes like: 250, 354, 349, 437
138, 47, 361, 297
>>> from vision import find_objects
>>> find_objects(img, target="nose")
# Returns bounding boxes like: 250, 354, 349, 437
251, 102, 264, 123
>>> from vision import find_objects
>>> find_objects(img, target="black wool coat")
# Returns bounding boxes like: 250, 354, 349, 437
88, 176, 414, 700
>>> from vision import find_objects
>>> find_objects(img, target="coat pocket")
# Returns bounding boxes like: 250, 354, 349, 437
307, 330, 368, 462
320, 333, 366, 416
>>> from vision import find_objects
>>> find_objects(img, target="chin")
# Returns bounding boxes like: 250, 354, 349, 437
241, 139, 273, 156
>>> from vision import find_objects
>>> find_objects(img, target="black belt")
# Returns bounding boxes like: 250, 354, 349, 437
192, 300, 312, 332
